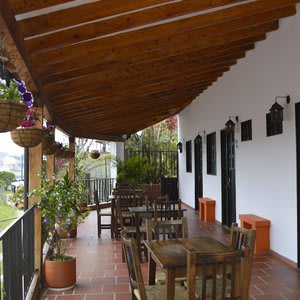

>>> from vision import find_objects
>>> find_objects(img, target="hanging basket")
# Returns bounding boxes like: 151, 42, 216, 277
10, 127, 43, 148
55, 148, 64, 158
90, 151, 100, 159
60, 149, 69, 158
0, 100, 27, 133
42, 136, 57, 155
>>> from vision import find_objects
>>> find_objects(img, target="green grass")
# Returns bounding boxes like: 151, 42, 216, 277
0, 203, 18, 231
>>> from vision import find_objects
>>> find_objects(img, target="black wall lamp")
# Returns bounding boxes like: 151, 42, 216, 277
225, 116, 239, 132
177, 142, 183, 153
269, 95, 290, 124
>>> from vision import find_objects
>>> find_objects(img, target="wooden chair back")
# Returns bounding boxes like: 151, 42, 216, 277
230, 223, 256, 251
153, 199, 182, 221
146, 217, 188, 242
186, 248, 246, 300
230, 223, 256, 299
121, 232, 147, 299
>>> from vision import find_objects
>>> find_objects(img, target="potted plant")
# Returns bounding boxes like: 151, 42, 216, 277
0, 78, 33, 132
10, 108, 44, 148
90, 149, 100, 159
116, 156, 153, 188
29, 173, 89, 290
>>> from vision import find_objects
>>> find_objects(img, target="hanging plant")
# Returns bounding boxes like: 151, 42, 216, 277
42, 125, 57, 155
90, 149, 100, 159
10, 108, 43, 148
0, 78, 33, 132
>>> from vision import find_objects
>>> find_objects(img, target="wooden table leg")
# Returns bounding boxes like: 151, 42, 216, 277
165, 270, 175, 300
148, 255, 156, 285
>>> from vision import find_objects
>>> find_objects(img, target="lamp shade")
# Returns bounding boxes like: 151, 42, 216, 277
270, 101, 284, 124
225, 119, 236, 132
177, 142, 183, 153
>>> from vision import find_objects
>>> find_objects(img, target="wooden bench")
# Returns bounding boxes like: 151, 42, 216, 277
239, 214, 271, 254
198, 198, 215, 222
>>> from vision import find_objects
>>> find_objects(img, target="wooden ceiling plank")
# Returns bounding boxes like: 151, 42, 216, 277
49, 68, 228, 108
18, 0, 248, 38
43, 48, 246, 93
50, 73, 224, 115
37, 35, 264, 79
25, 1, 295, 54
31, 16, 279, 67
41, 42, 254, 84
9, 0, 72, 14
44, 55, 238, 96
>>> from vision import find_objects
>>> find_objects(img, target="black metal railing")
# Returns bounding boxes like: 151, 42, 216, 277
83, 178, 116, 204
126, 150, 178, 183
0, 206, 35, 300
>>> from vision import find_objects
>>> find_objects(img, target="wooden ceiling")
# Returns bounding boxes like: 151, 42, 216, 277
0, 0, 298, 141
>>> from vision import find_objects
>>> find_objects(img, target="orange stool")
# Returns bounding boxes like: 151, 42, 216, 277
239, 214, 271, 254
199, 198, 215, 222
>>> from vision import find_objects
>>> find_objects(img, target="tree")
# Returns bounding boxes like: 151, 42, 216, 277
0, 171, 15, 189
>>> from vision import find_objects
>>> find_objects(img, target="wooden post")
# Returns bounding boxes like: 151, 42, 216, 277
69, 137, 75, 181
28, 107, 43, 274
46, 154, 55, 183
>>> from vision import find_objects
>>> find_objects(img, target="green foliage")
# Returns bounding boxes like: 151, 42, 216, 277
0, 202, 18, 230
29, 172, 89, 259
0, 171, 16, 189
116, 156, 153, 187
10, 185, 24, 209
0, 80, 22, 102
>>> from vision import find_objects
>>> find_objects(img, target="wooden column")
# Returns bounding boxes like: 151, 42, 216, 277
46, 154, 55, 183
69, 137, 75, 181
28, 107, 43, 273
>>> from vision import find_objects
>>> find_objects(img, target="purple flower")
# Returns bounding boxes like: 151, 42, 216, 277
23, 92, 33, 107
44, 218, 49, 223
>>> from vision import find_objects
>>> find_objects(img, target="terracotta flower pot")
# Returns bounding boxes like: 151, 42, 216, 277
10, 127, 43, 148
44, 256, 76, 290
0, 100, 27, 132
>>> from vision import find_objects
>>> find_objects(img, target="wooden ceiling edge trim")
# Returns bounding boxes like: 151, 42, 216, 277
74, 133, 126, 142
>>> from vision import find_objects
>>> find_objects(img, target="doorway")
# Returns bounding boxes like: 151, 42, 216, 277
295, 102, 300, 267
220, 128, 236, 228
194, 134, 203, 211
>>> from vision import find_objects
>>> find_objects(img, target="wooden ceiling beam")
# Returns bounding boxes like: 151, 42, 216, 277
43, 50, 244, 94
25, 1, 295, 54
42, 43, 254, 84
18, 0, 248, 38
36, 35, 263, 78
51, 75, 220, 117
31, 18, 279, 68
49, 66, 229, 107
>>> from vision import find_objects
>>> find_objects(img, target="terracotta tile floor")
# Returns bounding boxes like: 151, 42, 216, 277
40, 206, 300, 300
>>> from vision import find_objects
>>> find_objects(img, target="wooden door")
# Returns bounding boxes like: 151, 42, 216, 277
221, 128, 237, 228
194, 134, 203, 211
295, 102, 300, 268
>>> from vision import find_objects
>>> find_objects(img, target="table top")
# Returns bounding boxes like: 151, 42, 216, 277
144, 237, 230, 269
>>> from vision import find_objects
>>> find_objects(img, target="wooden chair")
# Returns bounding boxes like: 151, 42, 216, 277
230, 223, 256, 299
121, 233, 186, 300
146, 217, 188, 242
94, 190, 113, 238
186, 247, 252, 300
153, 199, 182, 221
146, 217, 188, 285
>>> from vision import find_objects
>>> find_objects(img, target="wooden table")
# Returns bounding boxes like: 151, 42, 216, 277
144, 237, 231, 300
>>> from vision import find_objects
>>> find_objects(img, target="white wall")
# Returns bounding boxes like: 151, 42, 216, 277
110, 142, 125, 179
178, 6, 300, 263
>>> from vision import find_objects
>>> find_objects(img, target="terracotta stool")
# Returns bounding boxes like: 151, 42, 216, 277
199, 198, 216, 222
239, 214, 271, 254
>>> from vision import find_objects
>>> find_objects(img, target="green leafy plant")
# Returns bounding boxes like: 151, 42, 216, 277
29, 172, 89, 260
0, 78, 34, 106
116, 156, 153, 187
